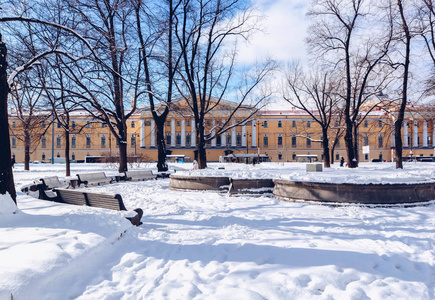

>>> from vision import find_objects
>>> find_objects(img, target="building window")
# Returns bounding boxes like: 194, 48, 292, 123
336, 153, 340, 161
176, 120, 181, 126
378, 135, 383, 147
57, 152, 60, 158
278, 136, 283, 146
176, 134, 181, 145
292, 121, 296, 128
41, 135, 46, 148
72, 153, 75, 161
364, 120, 368, 128
306, 134, 311, 147
307, 121, 311, 128
292, 135, 296, 147
166, 121, 171, 126
101, 122, 107, 128
101, 135, 106, 147
227, 134, 232, 146
236, 133, 242, 146
131, 121, 135, 128
145, 121, 151, 126
365, 154, 368, 160
186, 134, 191, 146
206, 120, 211, 126
292, 153, 296, 160
216, 135, 222, 147
71, 136, 76, 148
42, 153, 46, 161
86, 136, 91, 148
11, 137, 16, 148
57, 122, 62, 128
41, 122, 46, 128
263, 121, 268, 128
278, 152, 282, 160
12, 121, 16, 128
263, 136, 268, 147
278, 121, 282, 128
71, 121, 76, 129
131, 135, 136, 146
378, 120, 382, 128
86, 121, 91, 128
56, 136, 61, 148
166, 134, 171, 145
186, 120, 191, 126
364, 134, 369, 146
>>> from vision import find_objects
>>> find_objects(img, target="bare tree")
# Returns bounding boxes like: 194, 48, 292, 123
133, 0, 183, 172
0, 34, 17, 203
393, 0, 412, 169
284, 65, 341, 168
9, 74, 51, 170
175, 0, 275, 169
55, 0, 143, 173
307, 0, 393, 168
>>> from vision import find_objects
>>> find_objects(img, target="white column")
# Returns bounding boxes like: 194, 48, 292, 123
413, 120, 418, 148
423, 121, 428, 147
211, 119, 216, 147
191, 119, 196, 147
231, 120, 236, 146
403, 120, 408, 147
171, 119, 175, 147
242, 125, 246, 147
252, 120, 257, 147
433, 121, 435, 148
181, 119, 186, 147
390, 121, 395, 148
140, 120, 145, 148
221, 119, 226, 147
151, 120, 155, 147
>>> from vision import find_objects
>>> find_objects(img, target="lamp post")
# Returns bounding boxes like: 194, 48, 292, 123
51, 116, 54, 164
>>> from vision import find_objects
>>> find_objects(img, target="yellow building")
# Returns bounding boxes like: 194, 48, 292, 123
9, 102, 435, 164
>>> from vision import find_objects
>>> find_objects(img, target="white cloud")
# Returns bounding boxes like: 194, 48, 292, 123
236, 0, 309, 65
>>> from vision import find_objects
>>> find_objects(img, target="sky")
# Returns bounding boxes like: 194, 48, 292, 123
238, 0, 309, 65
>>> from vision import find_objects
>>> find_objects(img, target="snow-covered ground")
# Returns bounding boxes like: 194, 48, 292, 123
1, 162, 435, 299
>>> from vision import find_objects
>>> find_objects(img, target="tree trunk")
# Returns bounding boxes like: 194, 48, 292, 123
118, 138, 128, 173
322, 128, 331, 168
24, 130, 30, 171
64, 130, 70, 177
0, 35, 17, 203
155, 120, 168, 172
395, 0, 411, 169
394, 120, 403, 168
353, 124, 359, 166
344, 120, 358, 168
196, 120, 207, 169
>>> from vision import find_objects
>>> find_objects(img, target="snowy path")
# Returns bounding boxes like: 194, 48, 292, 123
2, 162, 435, 299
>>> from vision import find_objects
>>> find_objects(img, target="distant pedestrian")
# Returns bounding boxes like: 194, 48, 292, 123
193, 160, 198, 170
340, 157, 344, 167
11, 157, 15, 168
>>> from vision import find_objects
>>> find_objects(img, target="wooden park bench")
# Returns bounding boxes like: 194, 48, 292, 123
40, 188, 143, 226
124, 170, 157, 181
76, 172, 113, 187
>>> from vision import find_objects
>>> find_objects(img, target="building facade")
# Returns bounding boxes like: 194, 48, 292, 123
9, 102, 435, 164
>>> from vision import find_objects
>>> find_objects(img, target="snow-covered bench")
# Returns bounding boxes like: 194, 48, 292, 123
42, 188, 143, 226
76, 172, 113, 187
124, 170, 157, 181
38, 176, 67, 190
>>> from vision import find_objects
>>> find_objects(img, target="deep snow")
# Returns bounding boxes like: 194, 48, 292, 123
1, 162, 434, 299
